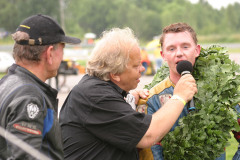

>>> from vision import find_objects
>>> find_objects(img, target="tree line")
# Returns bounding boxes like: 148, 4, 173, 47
0, 0, 240, 41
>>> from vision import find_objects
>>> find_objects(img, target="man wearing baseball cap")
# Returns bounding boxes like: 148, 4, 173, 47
0, 14, 80, 159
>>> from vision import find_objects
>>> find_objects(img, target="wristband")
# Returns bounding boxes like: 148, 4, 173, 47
171, 95, 186, 106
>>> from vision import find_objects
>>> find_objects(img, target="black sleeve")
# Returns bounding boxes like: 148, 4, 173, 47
2, 86, 46, 159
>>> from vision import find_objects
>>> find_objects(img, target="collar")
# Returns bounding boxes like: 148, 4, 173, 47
108, 80, 128, 97
168, 76, 175, 87
10, 64, 58, 97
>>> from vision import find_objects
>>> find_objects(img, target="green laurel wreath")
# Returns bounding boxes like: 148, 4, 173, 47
145, 45, 240, 159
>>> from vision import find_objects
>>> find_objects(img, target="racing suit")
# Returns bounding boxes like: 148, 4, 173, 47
232, 104, 240, 160
137, 77, 226, 160
0, 64, 63, 160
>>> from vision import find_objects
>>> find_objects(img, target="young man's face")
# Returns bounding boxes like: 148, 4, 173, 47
161, 31, 201, 77
118, 46, 145, 92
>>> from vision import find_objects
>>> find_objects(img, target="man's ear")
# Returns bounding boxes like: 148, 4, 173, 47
109, 73, 120, 82
161, 50, 166, 61
46, 46, 54, 65
195, 44, 201, 58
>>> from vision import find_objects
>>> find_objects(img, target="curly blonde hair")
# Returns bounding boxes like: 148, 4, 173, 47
87, 27, 139, 81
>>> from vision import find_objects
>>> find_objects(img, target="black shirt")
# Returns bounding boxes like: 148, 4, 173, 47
59, 74, 152, 160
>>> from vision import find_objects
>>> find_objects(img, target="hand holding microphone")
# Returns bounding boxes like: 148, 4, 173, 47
173, 61, 198, 109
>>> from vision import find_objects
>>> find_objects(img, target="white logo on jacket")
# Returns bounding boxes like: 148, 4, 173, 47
27, 103, 39, 119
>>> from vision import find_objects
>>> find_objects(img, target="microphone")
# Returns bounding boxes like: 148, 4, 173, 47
176, 60, 193, 76
176, 60, 195, 112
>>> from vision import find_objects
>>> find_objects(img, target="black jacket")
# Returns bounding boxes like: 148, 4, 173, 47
0, 64, 63, 160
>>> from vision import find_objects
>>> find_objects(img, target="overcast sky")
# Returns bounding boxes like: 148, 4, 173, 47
188, 0, 240, 10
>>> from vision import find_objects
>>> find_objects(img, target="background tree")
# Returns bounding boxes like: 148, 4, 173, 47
0, 0, 60, 33
1, 0, 240, 42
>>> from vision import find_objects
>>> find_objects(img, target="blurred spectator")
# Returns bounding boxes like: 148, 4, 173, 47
154, 45, 163, 71
48, 61, 68, 91
141, 47, 150, 75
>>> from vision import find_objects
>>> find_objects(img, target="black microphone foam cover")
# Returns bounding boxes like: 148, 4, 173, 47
176, 60, 193, 75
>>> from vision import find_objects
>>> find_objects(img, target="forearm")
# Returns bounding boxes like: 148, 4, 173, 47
137, 98, 185, 148
137, 74, 197, 148
3, 127, 44, 160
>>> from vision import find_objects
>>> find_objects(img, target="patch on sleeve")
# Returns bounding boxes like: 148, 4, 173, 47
13, 123, 42, 135
159, 94, 172, 106
27, 103, 39, 119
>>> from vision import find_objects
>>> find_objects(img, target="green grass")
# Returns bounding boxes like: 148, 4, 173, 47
76, 59, 87, 67
0, 73, 5, 79
198, 34, 240, 44
0, 36, 14, 45
228, 48, 240, 54
226, 132, 238, 159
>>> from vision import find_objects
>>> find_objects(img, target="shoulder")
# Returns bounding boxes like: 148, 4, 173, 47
12, 84, 44, 98
76, 75, 120, 97
137, 78, 173, 114
1, 83, 45, 110
148, 77, 173, 99
77, 75, 110, 90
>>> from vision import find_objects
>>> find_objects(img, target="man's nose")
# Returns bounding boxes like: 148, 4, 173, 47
176, 48, 183, 56
140, 65, 145, 73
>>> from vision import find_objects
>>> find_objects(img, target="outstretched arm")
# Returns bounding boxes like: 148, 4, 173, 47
137, 74, 197, 148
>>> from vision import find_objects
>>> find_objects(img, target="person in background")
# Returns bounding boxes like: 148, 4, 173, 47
48, 70, 60, 90
154, 44, 163, 71
137, 22, 226, 160
0, 14, 80, 159
59, 27, 197, 160
141, 47, 151, 75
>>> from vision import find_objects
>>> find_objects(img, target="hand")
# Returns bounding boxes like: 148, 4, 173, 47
173, 74, 197, 102
130, 89, 149, 104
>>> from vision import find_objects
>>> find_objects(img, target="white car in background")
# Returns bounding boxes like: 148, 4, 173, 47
0, 52, 15, 73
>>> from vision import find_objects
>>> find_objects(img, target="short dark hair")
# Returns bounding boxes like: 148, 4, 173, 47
160, 23, 198, 47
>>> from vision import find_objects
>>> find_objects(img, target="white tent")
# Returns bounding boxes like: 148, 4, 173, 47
84, 33, 96, 39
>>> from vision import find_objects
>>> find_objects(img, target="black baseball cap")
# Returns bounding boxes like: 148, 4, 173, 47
15, 14, 81, 45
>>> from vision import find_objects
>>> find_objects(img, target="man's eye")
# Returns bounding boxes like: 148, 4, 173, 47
136, 64, 142, 69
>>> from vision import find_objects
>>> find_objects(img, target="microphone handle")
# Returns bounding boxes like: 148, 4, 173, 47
181, 71, 191, 76
188, 98, 196, 112
180, 71, 196, 112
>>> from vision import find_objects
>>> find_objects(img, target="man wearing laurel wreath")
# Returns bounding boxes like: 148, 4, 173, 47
137, 23, 227, 160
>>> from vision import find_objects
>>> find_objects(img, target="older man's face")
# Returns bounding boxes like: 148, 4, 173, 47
117, 46, 145, 92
